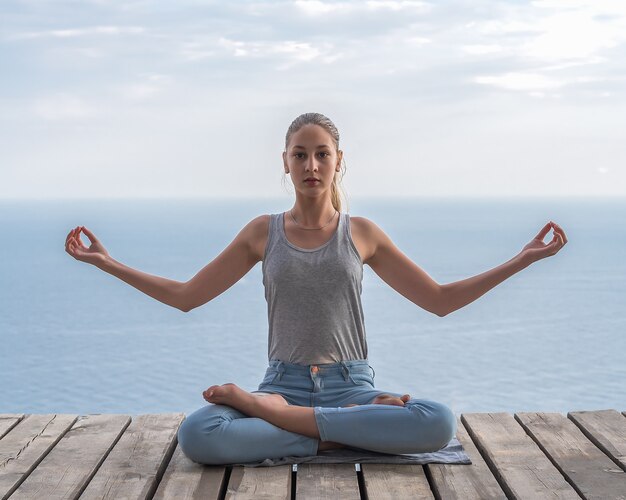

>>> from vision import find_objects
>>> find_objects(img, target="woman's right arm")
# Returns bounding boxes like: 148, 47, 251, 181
65, 216, 267, 312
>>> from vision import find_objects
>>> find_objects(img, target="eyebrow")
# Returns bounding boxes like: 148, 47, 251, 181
292, 145, 331, 149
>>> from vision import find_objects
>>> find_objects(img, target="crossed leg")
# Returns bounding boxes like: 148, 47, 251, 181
203, 383, 412, 451
179, 382, 456, 464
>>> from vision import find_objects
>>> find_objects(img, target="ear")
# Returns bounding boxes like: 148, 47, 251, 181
282, 151, 289, 173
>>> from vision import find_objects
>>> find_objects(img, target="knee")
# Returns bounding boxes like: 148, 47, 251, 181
429, 401, 457, 450
177, 405, 233, 465
408, 400, 457, 452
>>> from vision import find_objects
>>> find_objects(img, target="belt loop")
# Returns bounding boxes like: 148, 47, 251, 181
340, 361, 350, 381
276, 361, 285, 381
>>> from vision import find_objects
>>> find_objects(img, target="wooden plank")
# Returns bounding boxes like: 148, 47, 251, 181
152, 444, 226, 500
428, 416, 507, 499
569, 409, 626, 472
361, 463, 433, 499
79, 413, 185, 500
0, 414, 77, 499
462, 412, 579, 499
9, 414, 130, 500
517, 412, 626, 500
296, 463, 360, 499
225, 465, 291, 499
0, 414, 25, 440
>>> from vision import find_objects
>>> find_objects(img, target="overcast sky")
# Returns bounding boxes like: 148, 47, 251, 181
1, 0, 625, 199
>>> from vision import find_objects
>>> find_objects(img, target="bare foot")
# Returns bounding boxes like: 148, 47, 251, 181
343, 393, 411, 408
202, 383, 288, 415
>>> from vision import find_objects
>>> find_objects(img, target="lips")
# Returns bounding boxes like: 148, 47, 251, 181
305, 178, 320, 182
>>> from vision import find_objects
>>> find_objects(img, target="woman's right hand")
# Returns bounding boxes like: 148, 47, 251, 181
65, 226, 110, 267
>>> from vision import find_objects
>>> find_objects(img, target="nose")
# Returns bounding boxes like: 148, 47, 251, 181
305, 156, 319, 172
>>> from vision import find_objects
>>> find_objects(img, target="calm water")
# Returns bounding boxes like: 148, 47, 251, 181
1, 197, 624, 417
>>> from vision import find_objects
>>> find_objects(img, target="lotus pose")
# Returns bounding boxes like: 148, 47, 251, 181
65, 112, 567, 465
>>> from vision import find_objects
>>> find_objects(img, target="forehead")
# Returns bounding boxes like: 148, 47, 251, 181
289, 124, 334, 148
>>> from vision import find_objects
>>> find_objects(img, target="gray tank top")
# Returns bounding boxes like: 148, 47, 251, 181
262, 211, 368, 365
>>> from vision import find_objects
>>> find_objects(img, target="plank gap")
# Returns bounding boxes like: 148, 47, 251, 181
513, 413, 586, 499
422, 462, 440, 500
218, 465, 232, 500
460, 414, 514, 499
74, 415, 133, 499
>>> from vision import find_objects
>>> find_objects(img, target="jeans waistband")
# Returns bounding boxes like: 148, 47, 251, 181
268, 359, 375, 380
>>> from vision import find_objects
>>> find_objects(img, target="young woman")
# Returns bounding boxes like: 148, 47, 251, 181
65, 112, 567, 465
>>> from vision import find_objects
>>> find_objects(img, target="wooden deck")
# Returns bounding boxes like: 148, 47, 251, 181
1, 409, 625, 499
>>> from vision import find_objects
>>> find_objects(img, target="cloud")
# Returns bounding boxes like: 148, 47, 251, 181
179, 36, 340, 67
293, 0, 431, 16
10, 26, 145, 40
474, 72, 606, 92
218, 37, 326, 61
520, 11, 626, 61
469, 1, 626, 64
474, 72, 565, 91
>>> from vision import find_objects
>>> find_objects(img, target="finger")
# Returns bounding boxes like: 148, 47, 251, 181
73, 227, 85, 246
66, 227, 78, 243
549, 228, 562, 245
553, 223, 568, 244
534, 222, 552, 241
81, 226, 98, 243
557, 232, 564, 246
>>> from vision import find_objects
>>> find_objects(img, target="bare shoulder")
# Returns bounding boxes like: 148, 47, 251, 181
346, 215, 384, 265
348, 215, 377, 238
244, 214, 271, 263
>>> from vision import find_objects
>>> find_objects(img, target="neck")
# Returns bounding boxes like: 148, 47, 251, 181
289, 199, 337, 227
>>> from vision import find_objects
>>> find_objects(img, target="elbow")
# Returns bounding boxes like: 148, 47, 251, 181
177, 298, 194, 313
176, 282, 192, 312
436, 284, 448, 317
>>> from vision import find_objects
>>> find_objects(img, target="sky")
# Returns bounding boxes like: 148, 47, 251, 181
1, 0, 625, 199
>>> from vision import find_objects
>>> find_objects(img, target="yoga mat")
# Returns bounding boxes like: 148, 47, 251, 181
232, 436, 471, 467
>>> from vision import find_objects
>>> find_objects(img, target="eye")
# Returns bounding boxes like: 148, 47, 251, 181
294, 153, 305, 159
319, 152, 330, 158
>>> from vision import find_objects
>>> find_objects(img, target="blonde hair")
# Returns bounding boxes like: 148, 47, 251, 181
283, 112, 349, 213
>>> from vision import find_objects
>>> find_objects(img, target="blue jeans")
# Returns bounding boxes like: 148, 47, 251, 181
178, 359, 457, 465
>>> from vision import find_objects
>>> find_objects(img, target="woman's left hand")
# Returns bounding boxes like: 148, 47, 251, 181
520, 221, 567, 264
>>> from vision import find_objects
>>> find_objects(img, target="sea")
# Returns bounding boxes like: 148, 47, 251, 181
1, 197, 624, 417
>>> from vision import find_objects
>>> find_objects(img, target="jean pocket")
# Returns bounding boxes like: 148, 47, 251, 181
260, 369, 279, 386
348, 371, 374, 387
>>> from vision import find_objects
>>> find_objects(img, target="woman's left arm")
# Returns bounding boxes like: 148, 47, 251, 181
439, 221, 568, 316
365, 218, 567, 317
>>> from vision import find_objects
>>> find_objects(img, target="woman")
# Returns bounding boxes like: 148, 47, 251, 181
65, 112, 567, 465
